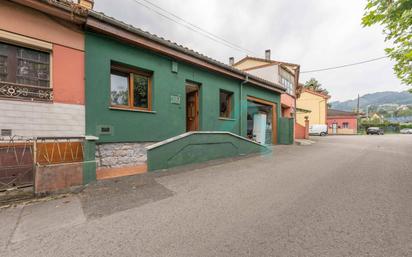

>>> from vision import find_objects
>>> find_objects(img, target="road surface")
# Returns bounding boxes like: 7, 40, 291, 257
1, 135, 412, 257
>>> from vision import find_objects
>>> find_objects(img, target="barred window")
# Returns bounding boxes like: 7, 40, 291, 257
0, 42, 50, 87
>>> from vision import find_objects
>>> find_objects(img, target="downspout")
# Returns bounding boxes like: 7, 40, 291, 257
240, 75, 249, 136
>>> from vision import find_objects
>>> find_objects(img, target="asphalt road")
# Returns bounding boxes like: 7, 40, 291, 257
1, 135, 412, 257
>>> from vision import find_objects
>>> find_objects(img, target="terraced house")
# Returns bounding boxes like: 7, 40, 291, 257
84, 11, 286, 180
0, 0, 288, 196
0, 0, 96, 195
232, 51, 301, 144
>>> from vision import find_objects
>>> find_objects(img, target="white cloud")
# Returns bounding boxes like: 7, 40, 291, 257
94, 0, 409, 101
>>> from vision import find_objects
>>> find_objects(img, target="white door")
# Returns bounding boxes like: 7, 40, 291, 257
332, 123, 337, 134
253, 112, 267, 144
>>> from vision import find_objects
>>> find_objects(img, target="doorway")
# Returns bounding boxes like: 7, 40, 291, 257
246, 97, 277, 145
332, 123, 337, 134
186, 83, 200, 132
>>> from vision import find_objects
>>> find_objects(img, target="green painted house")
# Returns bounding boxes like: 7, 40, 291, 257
83, 12, 286, 181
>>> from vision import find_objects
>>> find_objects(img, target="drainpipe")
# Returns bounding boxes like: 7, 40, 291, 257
240, 75, 249, 136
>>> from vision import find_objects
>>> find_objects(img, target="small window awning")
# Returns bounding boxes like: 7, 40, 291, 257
296, 108, 312, 113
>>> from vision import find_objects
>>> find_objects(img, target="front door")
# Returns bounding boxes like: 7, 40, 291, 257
186, 84, 199, 131
332, 123, 337, 134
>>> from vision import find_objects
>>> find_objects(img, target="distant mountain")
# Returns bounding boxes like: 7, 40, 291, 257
330, 91, 412, 112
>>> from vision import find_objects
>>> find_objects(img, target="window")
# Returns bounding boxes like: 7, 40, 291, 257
343, 122, 349, 129
279, 67, 294, 95
110, 63, 152, 111
219, 90, 233, 118
0, 42, 50, 87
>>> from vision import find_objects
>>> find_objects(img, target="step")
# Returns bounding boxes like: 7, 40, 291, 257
96, 164, 147, 180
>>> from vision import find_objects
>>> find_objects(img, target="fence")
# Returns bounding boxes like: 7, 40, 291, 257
35, 137, 84, 165
0, 136, 85, 192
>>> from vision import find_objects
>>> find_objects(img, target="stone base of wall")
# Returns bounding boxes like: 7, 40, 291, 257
95, 142, 153, 169
34, 162, 83, 195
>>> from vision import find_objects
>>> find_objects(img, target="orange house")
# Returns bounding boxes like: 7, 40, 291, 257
0, 0, 94, 194
0, 0, 88, 138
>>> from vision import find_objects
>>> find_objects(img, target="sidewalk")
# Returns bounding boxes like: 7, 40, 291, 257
0, 171, 177, 251
295, 139, 316, 146
0, 196, 85, 250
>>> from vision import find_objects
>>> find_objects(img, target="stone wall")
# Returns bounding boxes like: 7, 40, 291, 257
95, 143, 153, 169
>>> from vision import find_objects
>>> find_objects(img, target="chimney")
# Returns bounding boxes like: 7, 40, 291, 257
229, 57, 235, 66
78, 0, 94, 10
265, 49, 271, 60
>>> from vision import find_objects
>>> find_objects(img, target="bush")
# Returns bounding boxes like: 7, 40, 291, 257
400, 124, 412, 129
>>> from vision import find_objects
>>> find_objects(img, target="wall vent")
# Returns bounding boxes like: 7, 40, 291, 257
97, 125, 113, 135
1, 129, 12, 137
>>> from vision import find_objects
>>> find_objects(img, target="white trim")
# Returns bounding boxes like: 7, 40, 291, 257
0, 29, 52, 50
146, 131, 264, 150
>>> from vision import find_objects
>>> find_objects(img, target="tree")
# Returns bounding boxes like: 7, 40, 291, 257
304, 78, 329, 95
362, 0, 412, 90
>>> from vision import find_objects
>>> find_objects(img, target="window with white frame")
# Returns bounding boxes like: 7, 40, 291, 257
279, 67, 294, 95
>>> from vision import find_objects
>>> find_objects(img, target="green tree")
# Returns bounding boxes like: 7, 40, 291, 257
362, 0, 412, 89
304, 78, 329, 95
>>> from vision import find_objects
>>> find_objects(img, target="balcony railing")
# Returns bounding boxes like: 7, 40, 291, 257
0, 81, 53, 102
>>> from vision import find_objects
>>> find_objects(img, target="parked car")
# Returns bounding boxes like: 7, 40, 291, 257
367, 127, 384, 135
400, 128, 412, 134
309, 124, 328, 136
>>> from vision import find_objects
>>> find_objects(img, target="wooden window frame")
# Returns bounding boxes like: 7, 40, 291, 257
219, 89, 233, 119
110, 63, 152, 111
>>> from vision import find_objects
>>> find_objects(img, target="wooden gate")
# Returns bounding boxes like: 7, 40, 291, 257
279, 118, 295, 145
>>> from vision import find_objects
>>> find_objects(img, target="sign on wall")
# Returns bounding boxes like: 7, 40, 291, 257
170, 95, 181, 105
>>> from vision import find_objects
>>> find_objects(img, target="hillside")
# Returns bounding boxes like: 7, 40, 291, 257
330, 91, 412, 112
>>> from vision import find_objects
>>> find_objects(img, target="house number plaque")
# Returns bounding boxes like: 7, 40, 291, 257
170, 95, 181, 105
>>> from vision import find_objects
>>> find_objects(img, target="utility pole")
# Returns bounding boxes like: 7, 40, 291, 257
357, 94, 360, 134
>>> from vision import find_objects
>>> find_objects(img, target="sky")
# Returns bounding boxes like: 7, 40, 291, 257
93, 0, 409, 102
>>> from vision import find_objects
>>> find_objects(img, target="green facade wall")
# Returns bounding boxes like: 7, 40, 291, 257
147, 132, 270, 171
85, 31, 281, 144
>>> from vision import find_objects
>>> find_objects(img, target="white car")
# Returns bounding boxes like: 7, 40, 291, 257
400, 128, 412, 134
309, 124, 328, 136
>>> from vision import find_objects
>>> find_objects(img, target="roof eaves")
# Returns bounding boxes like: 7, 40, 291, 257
302, 88, 330, 99
14, 0, 89, 22
327, 109, 358, 117
87, 11, 285, 93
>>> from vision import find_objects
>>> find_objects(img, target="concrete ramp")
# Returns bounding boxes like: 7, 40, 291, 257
146, 132, 269, 171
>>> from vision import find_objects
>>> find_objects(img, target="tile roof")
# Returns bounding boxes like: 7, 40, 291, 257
34, 0, 285, 92
233, 56, 300, 69
328, 109, 358, 117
